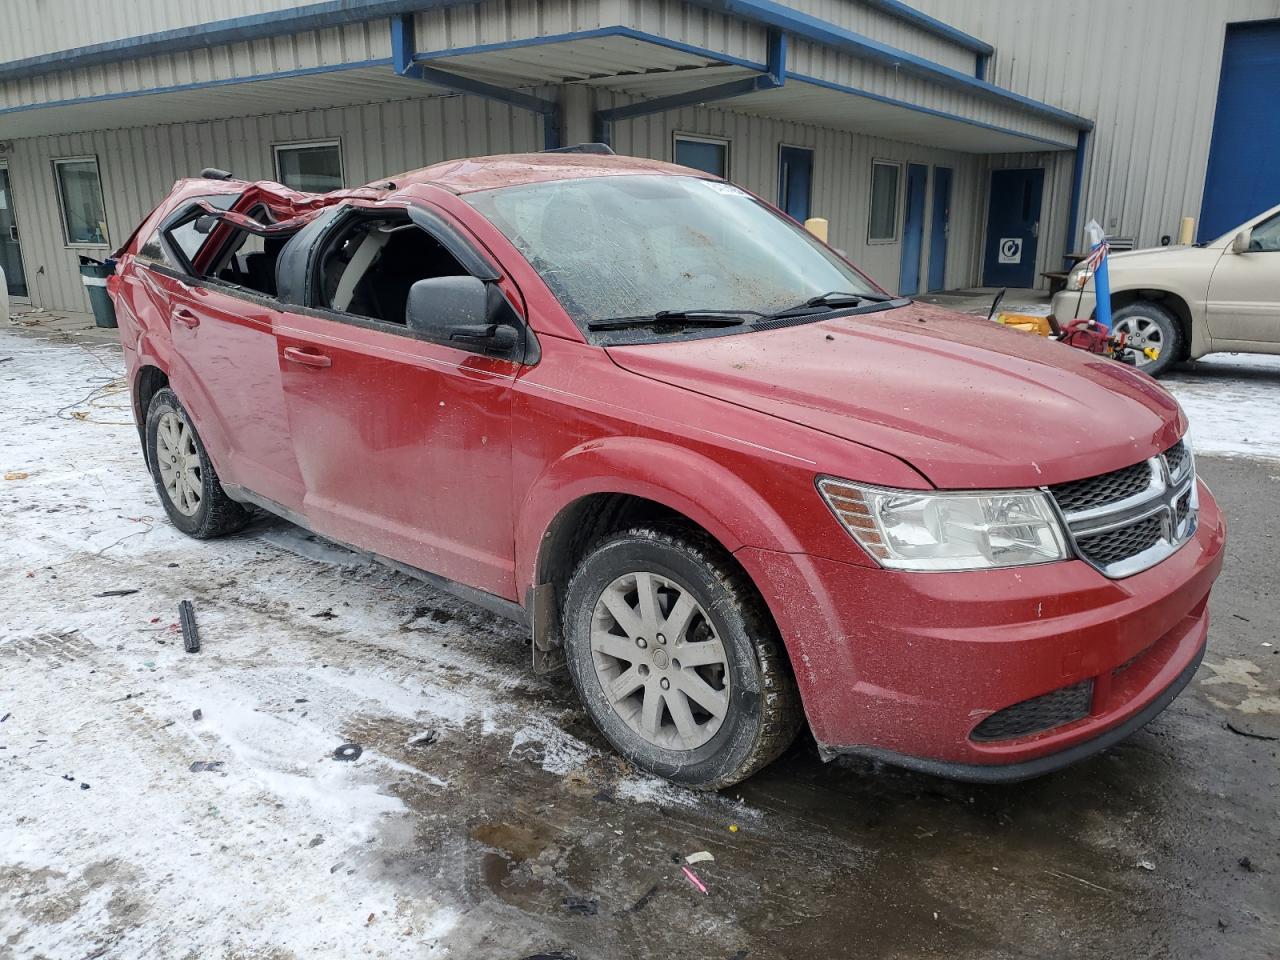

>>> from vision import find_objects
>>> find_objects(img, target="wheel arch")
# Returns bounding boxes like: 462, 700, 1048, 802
519, 437, 807, 652
1110, 288, 1194, 360
134, 364, 170, 466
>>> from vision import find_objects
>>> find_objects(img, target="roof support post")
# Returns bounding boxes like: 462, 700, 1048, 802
391, 14, 562, 148
1063, 129, 1090, 268
593, 28, 786, 146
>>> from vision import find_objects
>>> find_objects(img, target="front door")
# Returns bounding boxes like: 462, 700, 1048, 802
927, 166, 952, 291
898, 163, 928, 296
275, 209, 521, 600
983, 168, 1043, 287
276, 313, 520, 600
0, 163, 29, 300
1206, 209, 1280, 344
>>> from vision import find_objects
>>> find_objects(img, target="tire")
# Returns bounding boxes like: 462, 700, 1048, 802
145, 387, 250, 539
562, 524, 802, 790
1111, 301, 1183, 377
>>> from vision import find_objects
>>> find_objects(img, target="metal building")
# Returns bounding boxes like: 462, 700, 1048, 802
0, 0, 1277, 314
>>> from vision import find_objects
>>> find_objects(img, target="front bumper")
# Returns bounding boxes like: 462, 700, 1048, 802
1050, 287, 1097, 322
735, 481, 1225, 781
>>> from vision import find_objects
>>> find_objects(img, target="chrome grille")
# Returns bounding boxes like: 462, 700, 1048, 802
1164, 440, 1190, 482
1049, 461, 1152, 513
1048, 441, 1197, 578
1075, 514, 1163, 567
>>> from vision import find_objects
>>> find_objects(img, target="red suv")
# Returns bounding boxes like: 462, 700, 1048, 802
109, 149, 1225, 789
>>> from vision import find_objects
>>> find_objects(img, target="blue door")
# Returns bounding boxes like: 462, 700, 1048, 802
778, 146, 814, 222
982, 168, 1043, 288
1200, 19, 1280, 241
927, 165, 952, 291
898, 163, 928, 296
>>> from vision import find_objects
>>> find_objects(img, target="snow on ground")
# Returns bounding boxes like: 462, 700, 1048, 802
1161, 352, 1280, 461
0, 329, 719, 958
2, 323, 1278, 957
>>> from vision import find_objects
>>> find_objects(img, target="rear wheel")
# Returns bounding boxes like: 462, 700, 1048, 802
562, 525, 802, 789
1111, 301, 1183, 377
145, 388, 250, 539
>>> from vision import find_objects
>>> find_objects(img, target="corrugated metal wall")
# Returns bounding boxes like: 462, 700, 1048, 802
5, 92, 541, 312
777, 0, 977, 73
8, 78, 987, 313
913, 0, 1280, 249
618, 0, 1077, 148
601, 89, 988, 291
1, 0, 308, 62
0, 22, 392, 111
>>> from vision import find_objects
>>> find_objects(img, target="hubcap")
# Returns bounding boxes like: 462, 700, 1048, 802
156, 410, 202, 517
589, 571, 731, 751
1112, 315, 1164, 367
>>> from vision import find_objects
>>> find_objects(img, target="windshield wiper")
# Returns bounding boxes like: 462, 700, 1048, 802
586, 309, 759, 332
766, 290, 896, 319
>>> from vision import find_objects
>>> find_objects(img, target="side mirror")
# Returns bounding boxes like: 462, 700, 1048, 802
406, 276, 519, 355
1232, 228, 1253, 254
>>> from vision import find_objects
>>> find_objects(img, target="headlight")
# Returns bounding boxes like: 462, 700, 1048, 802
1068, 264, 1094, 290
817, 477, 1069, 571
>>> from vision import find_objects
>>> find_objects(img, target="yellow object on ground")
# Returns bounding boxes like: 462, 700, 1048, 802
996, 312, 1054, 336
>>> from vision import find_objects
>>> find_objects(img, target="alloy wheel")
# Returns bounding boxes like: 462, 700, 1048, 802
589, 571, 731, 751
156, 410, 202, 517
1112, 314, 1164, 367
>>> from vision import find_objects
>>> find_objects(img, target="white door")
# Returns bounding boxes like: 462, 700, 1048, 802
1206, 210, 1280, 344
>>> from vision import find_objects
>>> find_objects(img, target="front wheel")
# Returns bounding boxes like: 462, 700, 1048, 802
562, 525, 802, 789
1111, 301, 1183, 377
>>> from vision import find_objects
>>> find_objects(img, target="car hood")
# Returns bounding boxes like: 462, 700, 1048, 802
1108, 243, 1192, 262
605, 302, 1186, 489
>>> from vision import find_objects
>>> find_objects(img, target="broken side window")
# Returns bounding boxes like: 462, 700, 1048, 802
313, 213, 469, 325
163, 201, 310, 299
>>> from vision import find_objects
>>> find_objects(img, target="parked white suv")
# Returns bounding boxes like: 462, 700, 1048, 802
1050, 203, 1280, 376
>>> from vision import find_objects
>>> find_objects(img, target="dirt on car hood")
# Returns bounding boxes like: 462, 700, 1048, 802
606, 302, 1186, 489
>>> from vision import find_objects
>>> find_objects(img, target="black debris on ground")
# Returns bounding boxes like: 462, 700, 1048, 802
178, 599, 200, 653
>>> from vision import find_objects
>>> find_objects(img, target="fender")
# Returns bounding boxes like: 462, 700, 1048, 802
516, 434, 812, 595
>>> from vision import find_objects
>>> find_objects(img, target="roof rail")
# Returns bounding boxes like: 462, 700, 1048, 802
540, 143, 615, 155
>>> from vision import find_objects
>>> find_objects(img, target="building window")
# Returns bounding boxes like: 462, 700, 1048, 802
674, 135, 729, 178
868, 159, 901, 243
273, 140, 344, 192
53, 157, 108, 246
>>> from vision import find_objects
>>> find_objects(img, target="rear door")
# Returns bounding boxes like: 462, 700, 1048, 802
1206, 209, 1280, 345
159, 201, 308, 512
274, 204, 523, 599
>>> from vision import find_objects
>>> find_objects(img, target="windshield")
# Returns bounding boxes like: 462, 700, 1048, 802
464, 174, 880, 327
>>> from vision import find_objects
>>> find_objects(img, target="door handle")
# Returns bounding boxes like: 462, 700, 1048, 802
8, 226, 16, 243
283, 345, 332, 368
173, 308, 199, 329
1032, 220, 1040, 238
